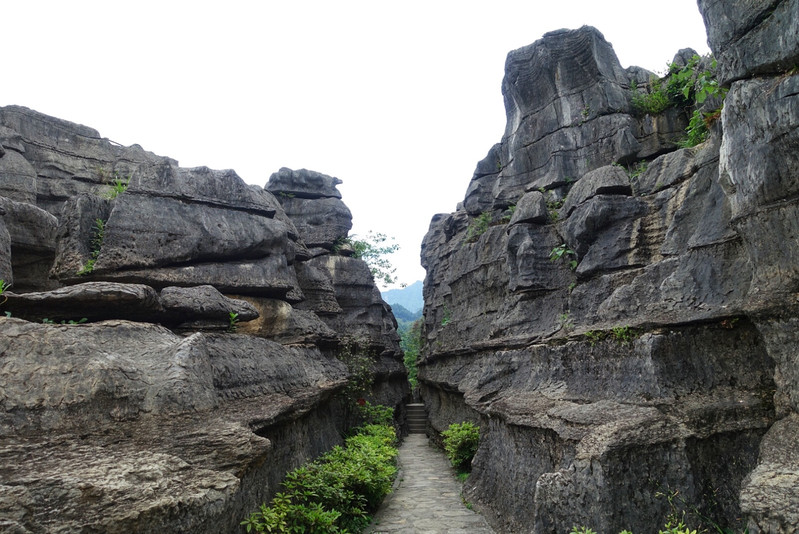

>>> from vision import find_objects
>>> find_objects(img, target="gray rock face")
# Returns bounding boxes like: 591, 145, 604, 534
698, 0, 799, 85
419, 14, 799, 533
267, 169, 353, 249
0, 107, 408, 532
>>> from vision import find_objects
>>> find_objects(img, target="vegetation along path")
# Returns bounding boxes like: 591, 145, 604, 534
366, 434, 495, 533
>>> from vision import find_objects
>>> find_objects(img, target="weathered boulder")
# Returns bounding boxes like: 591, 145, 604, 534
266, 167, 344, 199
159, 285, 259, 327
235, 297, 337, 346
267, 168, 353, 250
1, 282, 163, 323
698, 0, 799, 85
0, 134, 37, 204
0, 196, 59, 291
0, 315, 353, 533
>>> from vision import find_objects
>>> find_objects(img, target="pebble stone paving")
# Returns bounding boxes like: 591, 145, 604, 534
365, 434, 495, 534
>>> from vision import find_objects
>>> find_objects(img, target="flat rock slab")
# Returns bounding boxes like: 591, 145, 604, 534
366, 434, 494, 534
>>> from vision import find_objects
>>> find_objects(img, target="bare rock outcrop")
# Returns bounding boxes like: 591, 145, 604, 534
0, 107, 408, 532
418, 10, 799, 534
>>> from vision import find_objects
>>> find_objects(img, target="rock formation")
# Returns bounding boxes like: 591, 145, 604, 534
418, 3, 799, 532
0, 106, 408, 532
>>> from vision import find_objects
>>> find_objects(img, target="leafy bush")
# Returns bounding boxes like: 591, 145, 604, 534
348, 231, 400, 287
105, 173, 130, 199
359, 401, 394, 427
465, 211, 491, 243
77, 218, 106, 275
442, 422, 480, 471
242, 419, 398, 533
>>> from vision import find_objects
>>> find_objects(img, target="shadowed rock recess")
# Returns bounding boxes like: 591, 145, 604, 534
419, 4, 799, 534
0, 108, 408, 532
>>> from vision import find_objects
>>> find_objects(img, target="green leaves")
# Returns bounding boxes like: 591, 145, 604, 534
442, 421, 480, 471
347, 231, 400, 288
242, 418, 398, 533
550, 243, 578, 271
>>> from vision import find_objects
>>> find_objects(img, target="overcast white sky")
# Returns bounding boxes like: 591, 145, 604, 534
3, 1, 709, 289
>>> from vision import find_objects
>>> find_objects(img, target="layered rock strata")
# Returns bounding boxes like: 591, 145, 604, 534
0, 107, 408, 533
419, 8, 798, 533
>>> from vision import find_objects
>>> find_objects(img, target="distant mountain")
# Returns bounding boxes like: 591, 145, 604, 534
391, 303, 422, 325
381, 280, 423, 314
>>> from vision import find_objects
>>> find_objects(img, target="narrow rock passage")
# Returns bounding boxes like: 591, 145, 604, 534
366, 434, 495, 533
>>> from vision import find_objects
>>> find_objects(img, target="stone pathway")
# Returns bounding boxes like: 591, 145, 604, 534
366, 434, 495, 533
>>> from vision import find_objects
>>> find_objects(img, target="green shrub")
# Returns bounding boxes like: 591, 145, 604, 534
442, 422, 480, 471
77, 218, 106, 276
242, 419, 398, 533
358, 401, 395, 427
465, 211, 492, 243
105, 173, 130, 199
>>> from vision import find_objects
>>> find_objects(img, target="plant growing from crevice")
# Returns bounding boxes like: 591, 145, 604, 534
629, 54, 726, 148
43, 318, 88, 325
105, 172, 131, 199
558, 312, 574, 332
550, 243, 578, 270
227, 312, 239, 332
0, 279, 9, 306
499, 204, 516, 224
77, 218, 106, 275
465, 211, 492, 243
440, 306, 452, 327
610, 325, 637, 345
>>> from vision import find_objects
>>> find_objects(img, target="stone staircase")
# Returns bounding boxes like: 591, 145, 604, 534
406, 403, 427, 434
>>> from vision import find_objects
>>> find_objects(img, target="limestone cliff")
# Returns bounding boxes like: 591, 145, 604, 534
0, 107, 408, 532
419, 3, 799, 532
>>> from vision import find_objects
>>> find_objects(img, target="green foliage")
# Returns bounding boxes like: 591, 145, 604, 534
77, 218, 106, 275
500, 204, 517, 223
336, 337, 376, 407
630, 77, 672, 115
400, 318, 422, 390
228, 312, 239, 332
584, 330, 606, 346
465, 211, 492, 243
440, 306, 451, 327
442, 422, 480, 471
550, 243, 578, 270
677, 110, 711, 148
348, 231, 400, 288
242, 420, 398, 533
0, 279, 8, 306
570, 527, 598, 534
105, 173, 130, 199
610, 325, 636, 345
358, 401, 395, 427
558, 312, 574, 332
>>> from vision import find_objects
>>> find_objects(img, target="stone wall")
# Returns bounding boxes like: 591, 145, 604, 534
0, 107, 409, 532
419, 4, 799, 532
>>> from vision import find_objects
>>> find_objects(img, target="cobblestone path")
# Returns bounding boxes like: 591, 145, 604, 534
365, 434, 495, 534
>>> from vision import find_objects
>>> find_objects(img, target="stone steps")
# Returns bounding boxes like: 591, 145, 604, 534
406, 403, 427, 434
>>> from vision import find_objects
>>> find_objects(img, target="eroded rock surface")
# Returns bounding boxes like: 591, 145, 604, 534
419, 12, 799, 534
0, 107, 408, 532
